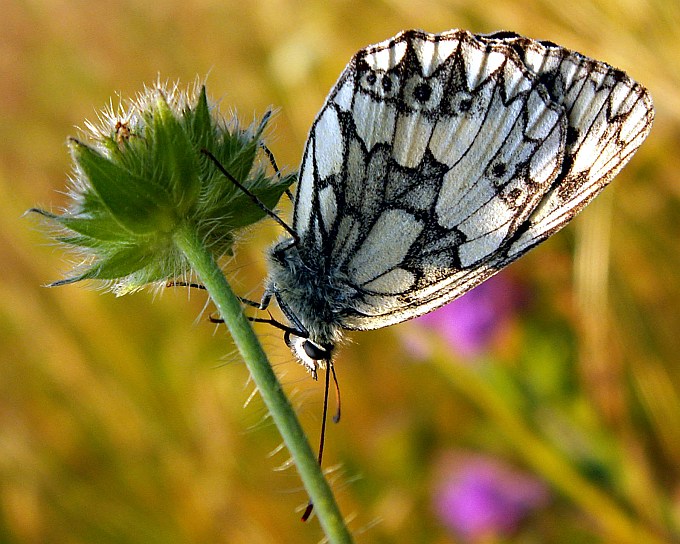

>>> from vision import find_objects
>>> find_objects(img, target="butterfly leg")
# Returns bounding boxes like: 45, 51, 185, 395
260, 142, 294, 203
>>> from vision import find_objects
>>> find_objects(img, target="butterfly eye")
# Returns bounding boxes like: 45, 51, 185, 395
302, 340, 331, 361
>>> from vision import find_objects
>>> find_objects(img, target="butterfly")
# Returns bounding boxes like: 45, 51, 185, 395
260, 29, 654, 374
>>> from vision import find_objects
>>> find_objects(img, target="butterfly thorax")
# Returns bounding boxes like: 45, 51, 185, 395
266, 237, 356, 348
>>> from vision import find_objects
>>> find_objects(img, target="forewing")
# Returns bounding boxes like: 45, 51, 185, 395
293, 29, 653, 331
478, 32, 655, 262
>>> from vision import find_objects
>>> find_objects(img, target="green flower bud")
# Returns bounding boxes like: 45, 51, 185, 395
31, 80, 294, 294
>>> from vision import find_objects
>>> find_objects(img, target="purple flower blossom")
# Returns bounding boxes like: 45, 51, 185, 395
405, 273, 526, 359
434, 453, 549, 541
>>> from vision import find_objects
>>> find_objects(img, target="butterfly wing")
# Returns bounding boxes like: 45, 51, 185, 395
292, 29, 653, 331
480, 32, 655, 262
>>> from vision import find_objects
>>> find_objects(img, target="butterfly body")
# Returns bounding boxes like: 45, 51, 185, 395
264, 29, 654, 371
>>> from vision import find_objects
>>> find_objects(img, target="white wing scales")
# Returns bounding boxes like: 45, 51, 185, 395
486, 33, 655, 261
314, 107, 344, 180
392, 113, 434, 168
285, 29, 653, 334
352, 86, 397, 150
348, 209, 422, 288
412, 36, 458, 76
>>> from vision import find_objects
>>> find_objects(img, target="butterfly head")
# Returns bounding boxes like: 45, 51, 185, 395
286, 333, 334, 378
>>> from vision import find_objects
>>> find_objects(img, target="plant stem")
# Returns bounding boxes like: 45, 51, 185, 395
432, 341, 667, 544
173, 225, 353, 544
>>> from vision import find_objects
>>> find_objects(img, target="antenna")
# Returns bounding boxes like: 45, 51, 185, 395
201, 148, 299, 243
301, 361, 333, 522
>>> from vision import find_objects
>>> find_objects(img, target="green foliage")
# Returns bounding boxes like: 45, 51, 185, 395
31, 83, 294, 293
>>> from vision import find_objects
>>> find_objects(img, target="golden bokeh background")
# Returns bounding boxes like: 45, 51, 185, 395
2, 1, 679, 542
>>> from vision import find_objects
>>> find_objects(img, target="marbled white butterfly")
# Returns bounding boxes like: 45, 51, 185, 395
262, 29, 654, 374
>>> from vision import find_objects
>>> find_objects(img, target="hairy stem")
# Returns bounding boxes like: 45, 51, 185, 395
173, 225, 353, 543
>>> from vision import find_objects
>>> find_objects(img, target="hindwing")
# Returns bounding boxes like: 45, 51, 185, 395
292, 29, 654, 330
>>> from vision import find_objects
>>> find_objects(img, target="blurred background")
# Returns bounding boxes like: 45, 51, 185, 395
2, 1, 678, 542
